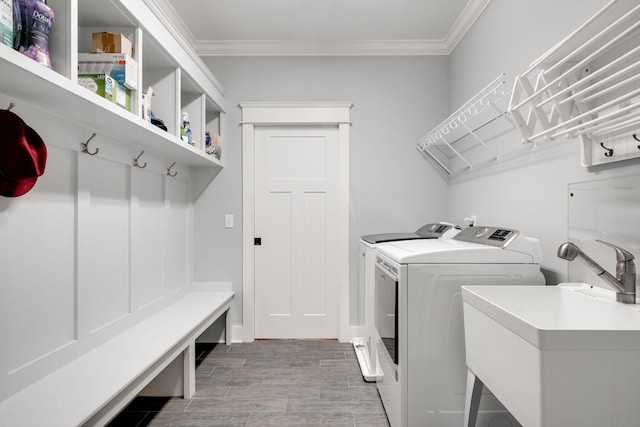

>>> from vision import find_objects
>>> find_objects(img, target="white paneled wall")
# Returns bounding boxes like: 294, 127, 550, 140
78, 157, 131, 334
0, 103, 193, 400
131, 169, 165, 309
2, 146, 77, 374
164, 177, 190, 295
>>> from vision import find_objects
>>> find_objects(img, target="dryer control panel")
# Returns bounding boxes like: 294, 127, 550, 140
452, 226, 520, 248
415, 222, 460, 238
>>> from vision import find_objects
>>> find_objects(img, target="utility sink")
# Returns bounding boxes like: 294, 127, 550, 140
462, 283, 640, 427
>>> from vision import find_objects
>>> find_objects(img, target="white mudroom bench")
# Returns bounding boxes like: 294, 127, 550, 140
0, 289, 234, 427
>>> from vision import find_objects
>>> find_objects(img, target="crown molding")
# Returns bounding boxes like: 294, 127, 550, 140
145, 0, 199, 47
443, 0, 493, 53
239, 101, 354, 109
194, 39, 450, 56
142, 0, 225, 92
147, 0, 492, 56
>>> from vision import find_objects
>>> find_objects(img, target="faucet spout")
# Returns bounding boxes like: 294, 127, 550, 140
557, 241, 636, 304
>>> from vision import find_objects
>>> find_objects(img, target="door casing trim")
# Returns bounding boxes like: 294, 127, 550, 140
241, 101, 352, 342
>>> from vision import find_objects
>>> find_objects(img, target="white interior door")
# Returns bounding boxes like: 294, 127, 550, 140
254, 125, 340, 338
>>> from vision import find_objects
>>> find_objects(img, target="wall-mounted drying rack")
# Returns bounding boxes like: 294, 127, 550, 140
418, 73, 516, 176
509, 0, 640, 167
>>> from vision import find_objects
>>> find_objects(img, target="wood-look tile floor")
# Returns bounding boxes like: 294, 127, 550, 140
107, 340, 390, 427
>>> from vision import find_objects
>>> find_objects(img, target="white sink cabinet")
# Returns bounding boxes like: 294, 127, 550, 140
462, 284, 640, 427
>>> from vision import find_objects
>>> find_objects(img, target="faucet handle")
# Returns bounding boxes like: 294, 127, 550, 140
596, 240, 635, 262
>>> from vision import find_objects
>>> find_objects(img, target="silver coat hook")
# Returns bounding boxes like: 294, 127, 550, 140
81, 133, 99, 156
7, 102, 14, 111
600, 142, 613, 157
166, 161, 177, 177
133, 150, 147, 168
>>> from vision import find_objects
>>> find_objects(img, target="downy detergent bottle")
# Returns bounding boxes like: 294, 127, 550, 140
13, 0, 54, 68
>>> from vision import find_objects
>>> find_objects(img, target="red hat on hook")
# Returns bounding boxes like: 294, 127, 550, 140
0, 109, 47, 197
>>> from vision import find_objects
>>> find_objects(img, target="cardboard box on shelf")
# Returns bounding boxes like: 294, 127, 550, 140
78, 74, 131, 111
78, 53, 138, 90
92, 32, 133, 56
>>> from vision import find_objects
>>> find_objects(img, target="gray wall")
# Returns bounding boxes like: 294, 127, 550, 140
193, 56, 451, 327
195, 0, 640, 333
446, 0, 639, 283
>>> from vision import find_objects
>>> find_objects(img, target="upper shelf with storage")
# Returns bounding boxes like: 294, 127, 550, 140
0, 0, 224, 168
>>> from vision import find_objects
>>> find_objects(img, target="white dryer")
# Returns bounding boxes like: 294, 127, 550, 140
354, 223, 460, 381
374, 226, 545, 427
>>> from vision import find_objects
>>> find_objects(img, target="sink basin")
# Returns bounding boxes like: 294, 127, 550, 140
462, 283, 640, 427
463, 283, 640, 350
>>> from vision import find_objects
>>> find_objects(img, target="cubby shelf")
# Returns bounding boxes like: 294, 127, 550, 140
0, 0, 224, 170
1, 46, 219, 168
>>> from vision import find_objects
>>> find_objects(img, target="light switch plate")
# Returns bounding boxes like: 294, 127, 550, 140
225, 214, 234, 228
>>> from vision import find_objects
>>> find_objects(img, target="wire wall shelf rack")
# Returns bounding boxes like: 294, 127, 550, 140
418, 74, 517, 176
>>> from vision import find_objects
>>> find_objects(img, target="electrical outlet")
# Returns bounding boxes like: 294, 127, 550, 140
225, 214, 234, 228
464, 215, 477, 227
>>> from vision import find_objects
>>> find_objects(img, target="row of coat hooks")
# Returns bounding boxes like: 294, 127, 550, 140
80, 132, 178, 177
599, 133, 640, 157
4, 102, 180, 177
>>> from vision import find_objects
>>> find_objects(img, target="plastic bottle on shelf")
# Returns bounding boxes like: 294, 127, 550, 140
205, 131, 211, 152
180, 121, 186, 142
0, 0, 12, 47
205, 132, 220, 159
182, 112, 194, 146
13, 0, 54, 68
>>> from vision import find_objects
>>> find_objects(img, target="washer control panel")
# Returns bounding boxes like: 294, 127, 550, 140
453, 226, 519, 248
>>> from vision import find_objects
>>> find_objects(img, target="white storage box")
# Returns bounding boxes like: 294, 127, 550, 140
78, 53, 138, 90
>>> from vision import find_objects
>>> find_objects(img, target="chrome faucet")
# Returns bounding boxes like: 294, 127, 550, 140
558, 240, 636, 303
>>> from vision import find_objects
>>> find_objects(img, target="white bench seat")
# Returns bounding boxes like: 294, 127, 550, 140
0, 290, 234, 427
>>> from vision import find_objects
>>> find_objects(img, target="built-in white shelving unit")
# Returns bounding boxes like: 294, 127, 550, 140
0, 0, 226, 405
509, 0, 640, 167
0, 0, 224, 170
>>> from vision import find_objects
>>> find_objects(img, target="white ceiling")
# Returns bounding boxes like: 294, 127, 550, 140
150, 0, 492, 56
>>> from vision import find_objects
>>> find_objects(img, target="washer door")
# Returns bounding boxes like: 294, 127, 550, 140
374, 260, 401, 427
375, 262, 398, 365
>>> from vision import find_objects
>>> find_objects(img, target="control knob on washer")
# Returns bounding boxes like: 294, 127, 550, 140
474, 227, 489, 238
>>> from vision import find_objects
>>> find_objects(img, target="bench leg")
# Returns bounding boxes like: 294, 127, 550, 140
183, 340, 196, 399
225, 307, 232, 345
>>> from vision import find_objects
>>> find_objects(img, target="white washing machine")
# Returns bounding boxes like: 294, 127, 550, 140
354, 223, 460, 381
374, 226, 545, 427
